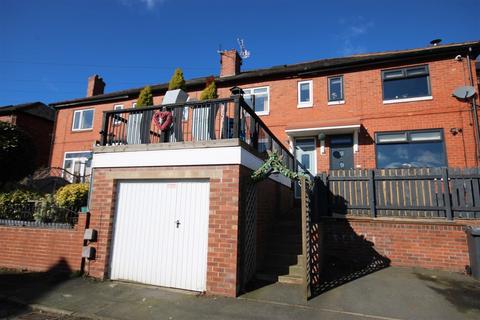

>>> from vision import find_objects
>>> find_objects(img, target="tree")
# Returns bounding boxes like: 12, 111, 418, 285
0, 122, 36, 186
199, 76, 218, 100
168, 68, 186, 91
136, 86, 153, 107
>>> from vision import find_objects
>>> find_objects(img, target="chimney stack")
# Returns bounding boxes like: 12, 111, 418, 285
87, 75, 105, 97
220, 50, 242, 77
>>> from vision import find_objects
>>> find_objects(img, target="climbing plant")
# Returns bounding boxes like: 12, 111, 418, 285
251, 150, 312, 186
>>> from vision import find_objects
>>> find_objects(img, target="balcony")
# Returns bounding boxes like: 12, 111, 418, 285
97, 95, 294, 171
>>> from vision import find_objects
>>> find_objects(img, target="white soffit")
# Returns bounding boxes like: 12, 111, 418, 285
92, 146, 291, 187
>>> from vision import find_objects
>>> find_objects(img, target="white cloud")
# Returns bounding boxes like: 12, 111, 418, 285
337, 16, 374, 56
119, 0, 166, 10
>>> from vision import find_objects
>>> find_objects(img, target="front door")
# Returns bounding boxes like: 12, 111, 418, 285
295, 138, 316, 197
330, 134, 353, 170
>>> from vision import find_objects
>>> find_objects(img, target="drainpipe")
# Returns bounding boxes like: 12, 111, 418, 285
466, 48, 480, 165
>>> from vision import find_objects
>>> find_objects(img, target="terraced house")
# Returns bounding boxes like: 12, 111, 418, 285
6, 40, 477, 297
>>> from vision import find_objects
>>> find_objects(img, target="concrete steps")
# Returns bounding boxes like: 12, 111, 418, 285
254, 214, 305, 285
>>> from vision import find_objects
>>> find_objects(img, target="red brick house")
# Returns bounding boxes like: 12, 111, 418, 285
2, 41, 478, 297
0, 101, 55, 168
50, 41, 480, 177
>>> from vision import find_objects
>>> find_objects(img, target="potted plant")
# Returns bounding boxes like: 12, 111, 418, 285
127, 86, 154, 144
162, 68, 189, 142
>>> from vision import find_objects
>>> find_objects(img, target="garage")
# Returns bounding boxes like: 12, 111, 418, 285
109, 179, 210, 292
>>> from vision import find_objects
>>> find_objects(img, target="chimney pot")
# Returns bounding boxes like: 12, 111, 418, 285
87, 75, 105, 97
220, 50, 242, 77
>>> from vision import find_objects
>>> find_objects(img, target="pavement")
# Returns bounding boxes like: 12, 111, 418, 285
0, 267, 479, 320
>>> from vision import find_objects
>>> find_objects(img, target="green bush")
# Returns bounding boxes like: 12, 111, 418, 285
0, 189, 40, 220
136, 86, 153, 108
168, 68, 186, 91
0, 122, 37, 186
199, 77, 218, 100
54, 183, 89, 210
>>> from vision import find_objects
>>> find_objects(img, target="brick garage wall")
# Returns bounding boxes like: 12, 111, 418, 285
87, 165, 242, 297
322, 217, 480, 273
0, 214, 87, 272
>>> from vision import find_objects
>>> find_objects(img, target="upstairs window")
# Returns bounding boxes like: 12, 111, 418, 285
382, 65, 431, 101
375, 129, 446, 168
113, 104, 124, 125
243, 87, 269, 115
328, 76, 344, 103
298, 80, 313, 107
72, 109, 94, 131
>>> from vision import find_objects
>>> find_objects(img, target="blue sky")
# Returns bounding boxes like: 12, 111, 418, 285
1, 0, 479, 105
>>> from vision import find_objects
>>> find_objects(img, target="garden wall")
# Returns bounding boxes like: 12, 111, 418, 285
0, 214, 87, 272
322, 217, 480, 273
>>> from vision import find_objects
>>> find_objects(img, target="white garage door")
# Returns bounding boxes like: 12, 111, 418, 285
109, 180, 210, 292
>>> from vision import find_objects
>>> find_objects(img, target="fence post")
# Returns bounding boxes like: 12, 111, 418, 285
368, 169, 377, 218
99, 112, 109, 146
442, 167, 453, 220
300, 177, 309, 301
232, 95, 241, 139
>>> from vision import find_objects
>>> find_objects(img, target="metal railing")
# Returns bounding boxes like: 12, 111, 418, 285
99, 95, 295, 171
0, 201, 79, 228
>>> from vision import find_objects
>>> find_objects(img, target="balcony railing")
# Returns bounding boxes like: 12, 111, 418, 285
99, 96, 295, 171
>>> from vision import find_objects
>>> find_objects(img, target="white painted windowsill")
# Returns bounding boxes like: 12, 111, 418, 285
328, 100, 345, 106
297, 103, 313, 108
383, 96, 433, 104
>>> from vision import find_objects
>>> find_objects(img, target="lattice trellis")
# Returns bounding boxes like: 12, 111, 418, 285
242, 182, 257, 288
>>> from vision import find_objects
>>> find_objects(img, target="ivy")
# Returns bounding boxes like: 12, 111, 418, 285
251, 150, 312, 187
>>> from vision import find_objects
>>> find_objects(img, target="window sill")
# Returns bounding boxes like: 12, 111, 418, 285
328, 100, 345, 106
383, 96, 433, 104
297, 103, 313, 108
72, 128, 94, 132
256, 111, 269, 116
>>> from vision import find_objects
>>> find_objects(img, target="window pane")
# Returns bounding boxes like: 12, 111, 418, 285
383, 69, 404, 79
376, 141, 446, 168
253, 88, 267, 94
73, 112, 81, 129
65, 152, 92, 159
383, 75, 430, 100
410, 131, 441, 141
81, 110, 94, 129
114, 105, 123, 110
329, 77, 343, 101
301, 154, 310, 169
406, 67, 427, 76
377, 132, 407, 143
300, 82, 310, 102
253, 93, 267, 112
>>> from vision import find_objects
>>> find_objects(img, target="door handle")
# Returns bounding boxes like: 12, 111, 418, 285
175, 220, 181, 228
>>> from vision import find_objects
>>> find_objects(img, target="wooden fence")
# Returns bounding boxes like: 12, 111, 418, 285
317, 167, 480, 220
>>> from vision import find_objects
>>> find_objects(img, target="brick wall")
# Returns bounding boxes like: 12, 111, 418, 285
0, 214, 87, 272
87, 165, 241, 297
50, 56, 480, 172
322, 217, 480, 273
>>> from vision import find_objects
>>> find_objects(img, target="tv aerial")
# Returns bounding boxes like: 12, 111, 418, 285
237, 38, 251, 59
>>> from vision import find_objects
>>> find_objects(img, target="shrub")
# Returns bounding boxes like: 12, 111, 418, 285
33, 194, 59, 223
136, 86, 153, 108
199, 77, 218, 100
168, 68, 186, 91
55, 183, 89, 210
0, 122, 37, 186
0, 189, 40, 220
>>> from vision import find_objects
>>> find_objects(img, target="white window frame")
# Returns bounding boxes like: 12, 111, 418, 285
243, 86, 270, 116
62, 151, 93, 182
132, 102, 137, 108
113, 104, 124, 125
72, 109, 95, 131
297, 80, 313, 108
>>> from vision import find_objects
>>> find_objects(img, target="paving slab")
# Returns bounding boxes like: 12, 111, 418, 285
1, 267, 479, 320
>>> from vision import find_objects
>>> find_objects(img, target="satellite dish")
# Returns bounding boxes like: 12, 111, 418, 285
452, 86, 476, 100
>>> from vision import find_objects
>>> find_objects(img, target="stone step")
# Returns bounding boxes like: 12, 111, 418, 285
260, 264, 304, 277
255, 273, 304, 285
263, 253, 304, 266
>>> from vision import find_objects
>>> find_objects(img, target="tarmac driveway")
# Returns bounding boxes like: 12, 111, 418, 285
1, 267, 479, 320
